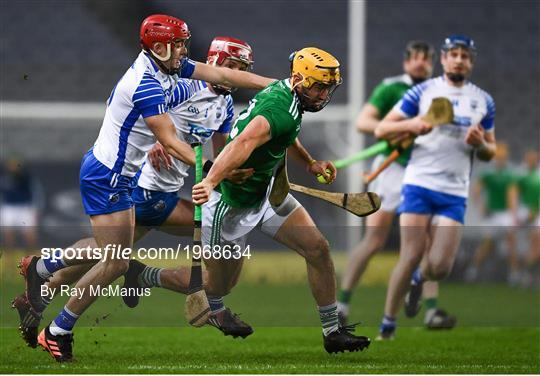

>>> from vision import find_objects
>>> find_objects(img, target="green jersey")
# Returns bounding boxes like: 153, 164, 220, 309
221, 79, 302, 208
368, 74, 414, 166
516, 170, 540, 213
480, 168, 516, 212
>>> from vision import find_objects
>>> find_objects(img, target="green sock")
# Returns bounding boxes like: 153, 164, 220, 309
425, 298, 437, 310
338, 289, 352, 304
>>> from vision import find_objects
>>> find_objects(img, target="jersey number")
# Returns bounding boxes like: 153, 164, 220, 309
230, 99, 257, 139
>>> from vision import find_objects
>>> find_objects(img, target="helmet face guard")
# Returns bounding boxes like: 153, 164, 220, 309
297, 74, 341, 112
290, 47, 342, 112
207, 36, 254, 94
140, 14, 191, 74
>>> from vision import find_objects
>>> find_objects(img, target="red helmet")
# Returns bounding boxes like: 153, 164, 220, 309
140, 14, 191, 54
207, 36, 254, 70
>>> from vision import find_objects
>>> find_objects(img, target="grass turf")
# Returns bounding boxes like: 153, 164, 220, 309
1, 251, 539, 373
1, 327, 539, 374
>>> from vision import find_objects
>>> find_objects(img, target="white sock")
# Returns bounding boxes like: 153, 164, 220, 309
424, 308, 437, 324
36, 259, 53, 279
49, 321, 72, 336
337, 302, 349, 317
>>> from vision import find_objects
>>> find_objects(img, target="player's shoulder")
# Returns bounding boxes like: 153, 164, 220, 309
256, 79, 294, 107
381, 74, 412, 87
466, 82, 495, 106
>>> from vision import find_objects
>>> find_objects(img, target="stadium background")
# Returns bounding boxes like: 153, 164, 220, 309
1, 0, 539, 373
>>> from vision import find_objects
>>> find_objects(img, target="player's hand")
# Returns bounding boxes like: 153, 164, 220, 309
148, 142, 172, 172
192, 179, 214, 205
465, 124, 485, 148
407, 117, 433, 135
225, 168, 255, 184
309, 160, 337, 184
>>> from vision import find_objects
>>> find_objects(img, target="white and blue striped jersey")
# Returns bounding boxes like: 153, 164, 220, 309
137, 80, 234, 192
396, 76, 496, 198
92, 51, 196, 177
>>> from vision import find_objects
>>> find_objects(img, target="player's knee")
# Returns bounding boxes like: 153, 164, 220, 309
429, 262, 451, 280
104, 258, 130, 277
303, 237, 331, 264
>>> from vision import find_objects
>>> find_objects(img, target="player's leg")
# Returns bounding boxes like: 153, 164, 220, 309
198, 193, 255, 338
522, 221, 540, 287
504, 220, 521, 286
265, 196, 370, 353
14, 237, 98, 348
423, 216, 463, 281
37, 150, 138, 362
159, 199, 194, 236
338, 210, 394, 324
379, 213, 430, 339
18, 237, 100, 314
465, 235, 493, 282
122, 188, 193, 308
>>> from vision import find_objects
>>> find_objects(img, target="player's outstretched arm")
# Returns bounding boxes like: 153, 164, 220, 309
192, 115, 271, 205
192, 62, 276, 90
145, 113, 197, 165
355, 103, 381, 134
375, 109, 431, 139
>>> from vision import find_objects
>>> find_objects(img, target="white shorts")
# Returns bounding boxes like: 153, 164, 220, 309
202, 190, 301, 249
481, 211, 514, 236
368, 154, 405, 212
0, 204, 37, 227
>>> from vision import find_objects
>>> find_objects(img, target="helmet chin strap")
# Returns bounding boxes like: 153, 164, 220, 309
148, 43, 180, 75
151, 43, 171, 62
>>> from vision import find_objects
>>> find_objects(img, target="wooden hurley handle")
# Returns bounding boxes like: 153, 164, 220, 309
363, 149, 401, 184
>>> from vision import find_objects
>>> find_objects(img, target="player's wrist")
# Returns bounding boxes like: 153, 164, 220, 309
203, 160, 214, 173
307, 158, 317, 171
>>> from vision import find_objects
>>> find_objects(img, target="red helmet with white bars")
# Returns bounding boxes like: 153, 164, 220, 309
140, 14, 191, 62
207, 36, 254, 70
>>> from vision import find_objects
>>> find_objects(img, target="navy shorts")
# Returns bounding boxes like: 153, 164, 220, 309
398, 184, 467, 224
79, 149, 138, 216
132, 187, 180, 227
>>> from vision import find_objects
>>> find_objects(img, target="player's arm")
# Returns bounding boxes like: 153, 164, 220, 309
288, 139, 336, 182
193, 115, 271, 205
507, 182, 519, 225
145, 114, 198, 165
191, 62, 276, 90
472, 178, 485, 216
375, 109, 432, 140
465, 125, 496, 161
355, 103, 381, 134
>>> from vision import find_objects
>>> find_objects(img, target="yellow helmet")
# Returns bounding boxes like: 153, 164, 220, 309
290, 47, 342, 88
290, 47, 342, 112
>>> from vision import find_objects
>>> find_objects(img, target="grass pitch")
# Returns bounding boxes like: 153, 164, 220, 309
1, 251, 539, 373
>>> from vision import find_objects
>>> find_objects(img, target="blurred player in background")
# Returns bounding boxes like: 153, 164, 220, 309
516, 149, 540, 287
192, 47, 371, 353
374, 35, 496, 339
465, 142, 520, 284
337, 41, 456, 330
13, 36, 257, 348
0, 158, 43, 250
17, 14, 274, 362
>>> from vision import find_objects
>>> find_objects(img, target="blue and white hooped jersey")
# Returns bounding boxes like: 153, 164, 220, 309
396, 76, 496, 198
92, 51, 196, 177
137, 80, 234, 192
